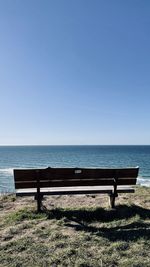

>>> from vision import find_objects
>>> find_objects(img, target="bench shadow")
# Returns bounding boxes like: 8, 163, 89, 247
44, 204, 150, 242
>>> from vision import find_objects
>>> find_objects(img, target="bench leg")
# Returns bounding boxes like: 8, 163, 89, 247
34, 194, 43, 212
35, 192, 43, 212
34, 194, 43, 201
37, 195, 42, 212
109, 195, 116, 208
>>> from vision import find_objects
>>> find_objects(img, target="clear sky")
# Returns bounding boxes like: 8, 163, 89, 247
0, 0, 150, 145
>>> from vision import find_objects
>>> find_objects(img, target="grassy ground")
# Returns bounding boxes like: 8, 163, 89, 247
0, 186, 150, 267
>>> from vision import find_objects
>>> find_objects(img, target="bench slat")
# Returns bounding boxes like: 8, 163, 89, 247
14, 167, 139, 182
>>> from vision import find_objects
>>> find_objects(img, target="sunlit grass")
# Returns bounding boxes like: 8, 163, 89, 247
0, 186, 150, 267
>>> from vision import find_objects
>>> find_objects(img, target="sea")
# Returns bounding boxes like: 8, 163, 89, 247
0, 145, 150, 193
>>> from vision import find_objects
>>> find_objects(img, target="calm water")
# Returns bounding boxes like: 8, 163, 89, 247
0, 145, 150, 193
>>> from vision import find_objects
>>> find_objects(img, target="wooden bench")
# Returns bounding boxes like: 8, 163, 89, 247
14, 167, 139, 212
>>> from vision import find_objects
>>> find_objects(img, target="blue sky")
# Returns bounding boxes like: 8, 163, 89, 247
0, 0, 150, 145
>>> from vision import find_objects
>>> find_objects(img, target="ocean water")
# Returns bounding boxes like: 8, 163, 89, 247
0, 145, 150, 193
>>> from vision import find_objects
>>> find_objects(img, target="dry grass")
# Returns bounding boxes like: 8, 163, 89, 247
0, 186, 150, 267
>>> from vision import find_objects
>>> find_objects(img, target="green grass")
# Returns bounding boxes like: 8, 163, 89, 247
5, 208, 47, 225
0, 186, 150, 267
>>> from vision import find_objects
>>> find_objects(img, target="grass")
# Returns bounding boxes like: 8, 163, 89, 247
0, 186, 150, 267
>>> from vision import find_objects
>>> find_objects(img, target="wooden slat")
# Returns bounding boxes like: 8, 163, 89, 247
41, 167, 139, 179
14, 169, 39, 181
15, 179, 114, 189
112, 168, 139, 178
117, 178, 137, 185
44, 168, 116, 179
15, 182, 36, 189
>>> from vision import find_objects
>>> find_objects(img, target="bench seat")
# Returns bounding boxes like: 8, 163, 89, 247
16, 185, 135, 197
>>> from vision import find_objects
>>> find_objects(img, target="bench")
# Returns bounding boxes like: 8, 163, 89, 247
14, 167, 139, 212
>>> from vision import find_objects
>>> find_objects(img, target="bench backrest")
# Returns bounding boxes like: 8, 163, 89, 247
14, 167, 139, 189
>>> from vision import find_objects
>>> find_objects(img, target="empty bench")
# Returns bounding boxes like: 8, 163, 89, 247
14, 167, 139, 212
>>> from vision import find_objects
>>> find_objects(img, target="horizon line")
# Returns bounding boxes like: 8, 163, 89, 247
0, 144, 150, 146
